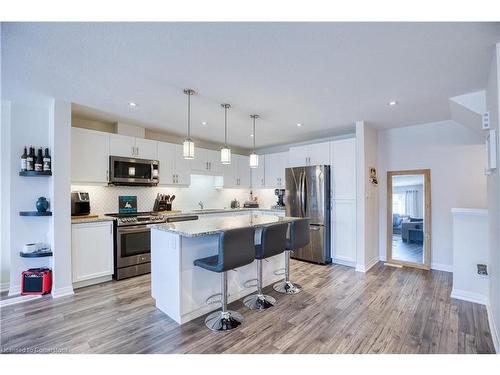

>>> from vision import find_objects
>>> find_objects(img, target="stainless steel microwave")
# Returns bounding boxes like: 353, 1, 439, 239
109, 156, 159, 186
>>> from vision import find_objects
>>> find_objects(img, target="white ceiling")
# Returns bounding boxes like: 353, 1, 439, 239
2, 22, 499, 149
392, 175, 424, 187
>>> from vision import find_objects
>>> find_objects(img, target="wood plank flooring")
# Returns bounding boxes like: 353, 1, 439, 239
0, 262, 495, 354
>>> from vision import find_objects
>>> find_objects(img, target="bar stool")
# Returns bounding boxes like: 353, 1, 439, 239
193, 226, 256, 332
273, 218, 310, 294
243, 222, 288, 311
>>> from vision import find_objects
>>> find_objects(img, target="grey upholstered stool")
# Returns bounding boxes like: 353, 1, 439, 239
243, 222, 288, 311
194, 227, 256, 331
273, 218, 310, 294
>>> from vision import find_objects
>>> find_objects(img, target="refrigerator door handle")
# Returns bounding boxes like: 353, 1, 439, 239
300, 171, 306, 217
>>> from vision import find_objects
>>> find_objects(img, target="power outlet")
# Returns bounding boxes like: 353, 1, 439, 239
477, 264, 488, 276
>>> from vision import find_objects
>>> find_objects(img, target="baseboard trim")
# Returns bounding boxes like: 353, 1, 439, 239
0, 281, 9, 293
73, 275, 112, 290
332, 258, 356, 268
431, 262, 453, 272
0, 295, 42, 308
356, 257, 379, 273
486, 303, 499, 354
450, 288, 488, 305
51, 286, 74, 299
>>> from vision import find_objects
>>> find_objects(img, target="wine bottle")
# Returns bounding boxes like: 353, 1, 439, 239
43, 148, 51, 172
21, 146, 27, 171
27, 146, 35, 171
35, 148, 43, 172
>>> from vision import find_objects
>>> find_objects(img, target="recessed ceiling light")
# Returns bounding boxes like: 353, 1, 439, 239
128, 102, 138, 108
297, 123, 303, 127
250, 134, 254, 137
388, 101, 398, 106
201, 121, 207, 125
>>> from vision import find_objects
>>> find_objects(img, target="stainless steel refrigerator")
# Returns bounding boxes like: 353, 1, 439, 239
285, 165, 331, 264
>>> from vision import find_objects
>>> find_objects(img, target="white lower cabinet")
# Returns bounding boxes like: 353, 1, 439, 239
331, 200, 357, 266
72, 221, 114, 287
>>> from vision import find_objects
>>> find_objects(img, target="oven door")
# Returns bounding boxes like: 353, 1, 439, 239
109, 156, 159, 185
116, 225, 151, 268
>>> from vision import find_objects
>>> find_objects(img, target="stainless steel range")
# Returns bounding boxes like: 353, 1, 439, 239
106, 212, 166, 280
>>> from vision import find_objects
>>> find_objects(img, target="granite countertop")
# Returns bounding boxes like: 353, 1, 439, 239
150, 213, 297, 237
70, 207, 286, 224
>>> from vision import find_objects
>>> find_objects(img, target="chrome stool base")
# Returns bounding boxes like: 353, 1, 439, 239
243, 293, 276, 311
205, 310, 244, 331
273, 280, 302, 294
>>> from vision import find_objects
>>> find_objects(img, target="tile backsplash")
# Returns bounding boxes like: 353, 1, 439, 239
72, 174, 277, 214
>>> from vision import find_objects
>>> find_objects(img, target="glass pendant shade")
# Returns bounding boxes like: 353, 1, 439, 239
221, 147, 231, 165
249, 152, 259, 168
183, 139, 195, 159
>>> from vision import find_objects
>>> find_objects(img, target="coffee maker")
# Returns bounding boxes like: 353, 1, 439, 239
274, 189, 285, 208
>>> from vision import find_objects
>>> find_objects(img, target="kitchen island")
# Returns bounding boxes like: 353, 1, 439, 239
150, 212, 296, 324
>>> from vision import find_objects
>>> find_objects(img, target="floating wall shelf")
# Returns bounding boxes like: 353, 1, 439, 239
19, 211, 52, 217
19, 171, 52, 177
19, 251, 53, 258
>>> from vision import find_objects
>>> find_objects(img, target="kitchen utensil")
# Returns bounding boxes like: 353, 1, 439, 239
170, 195, 176, 203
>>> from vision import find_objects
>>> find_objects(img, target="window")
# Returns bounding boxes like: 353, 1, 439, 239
392, 193, 406, 215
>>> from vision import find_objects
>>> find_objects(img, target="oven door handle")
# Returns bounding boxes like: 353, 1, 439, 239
118, 226, 151, 233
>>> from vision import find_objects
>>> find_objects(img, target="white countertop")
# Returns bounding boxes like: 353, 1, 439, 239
150, 213, 297, 237
451, 208, 488, 216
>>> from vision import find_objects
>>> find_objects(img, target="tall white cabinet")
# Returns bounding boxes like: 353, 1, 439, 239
330, 138, 357, 266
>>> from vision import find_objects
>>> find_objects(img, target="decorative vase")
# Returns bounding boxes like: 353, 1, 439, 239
36, 197, 49, 212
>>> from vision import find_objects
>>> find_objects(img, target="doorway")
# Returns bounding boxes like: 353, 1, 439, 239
387, 169, 431, 270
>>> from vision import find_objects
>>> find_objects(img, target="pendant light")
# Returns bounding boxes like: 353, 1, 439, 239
182, 89, 196, 159
220, 103, 232, 165
249, 114, 259, 168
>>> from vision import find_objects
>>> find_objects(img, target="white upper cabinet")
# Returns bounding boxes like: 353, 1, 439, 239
135, 138, 158, 160
157, 141, 191, 186
308, 142, 331, 165
222, 154, 250, 188
191, 147, 221, 174
330, 138, 356, 200
71, 127, 110, 184
109, 134, 158, 159
251, 155, 266, 188
265, 151, 288, 188
289, 142, 330, 167
235, 154, 250, 188
109, 134, 136, 158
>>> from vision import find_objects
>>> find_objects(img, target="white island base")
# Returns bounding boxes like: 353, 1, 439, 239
151, 228, 285, 325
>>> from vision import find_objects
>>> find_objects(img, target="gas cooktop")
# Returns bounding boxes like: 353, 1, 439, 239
105, 211, 166, 226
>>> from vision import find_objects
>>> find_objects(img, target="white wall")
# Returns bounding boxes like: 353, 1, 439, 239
378, 120, 487, 272
485, 42, 500, 352
355, 121, 379, 272
50, 100, 74, 298
1, 101, 11, 292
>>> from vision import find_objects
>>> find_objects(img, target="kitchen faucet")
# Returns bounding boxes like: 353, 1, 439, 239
198, 201, 204, 210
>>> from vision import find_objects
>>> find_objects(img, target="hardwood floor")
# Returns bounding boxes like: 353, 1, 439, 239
0, 262, 495, 354
392, 234, 423, 264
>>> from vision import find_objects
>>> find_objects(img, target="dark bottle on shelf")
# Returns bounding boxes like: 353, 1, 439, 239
21, 146, 28, 171
35, 148, 43, 172
27, 146, 35, 171
43, 148, 51, 172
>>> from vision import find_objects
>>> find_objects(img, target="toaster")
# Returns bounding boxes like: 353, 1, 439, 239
71, 191, 91, 216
